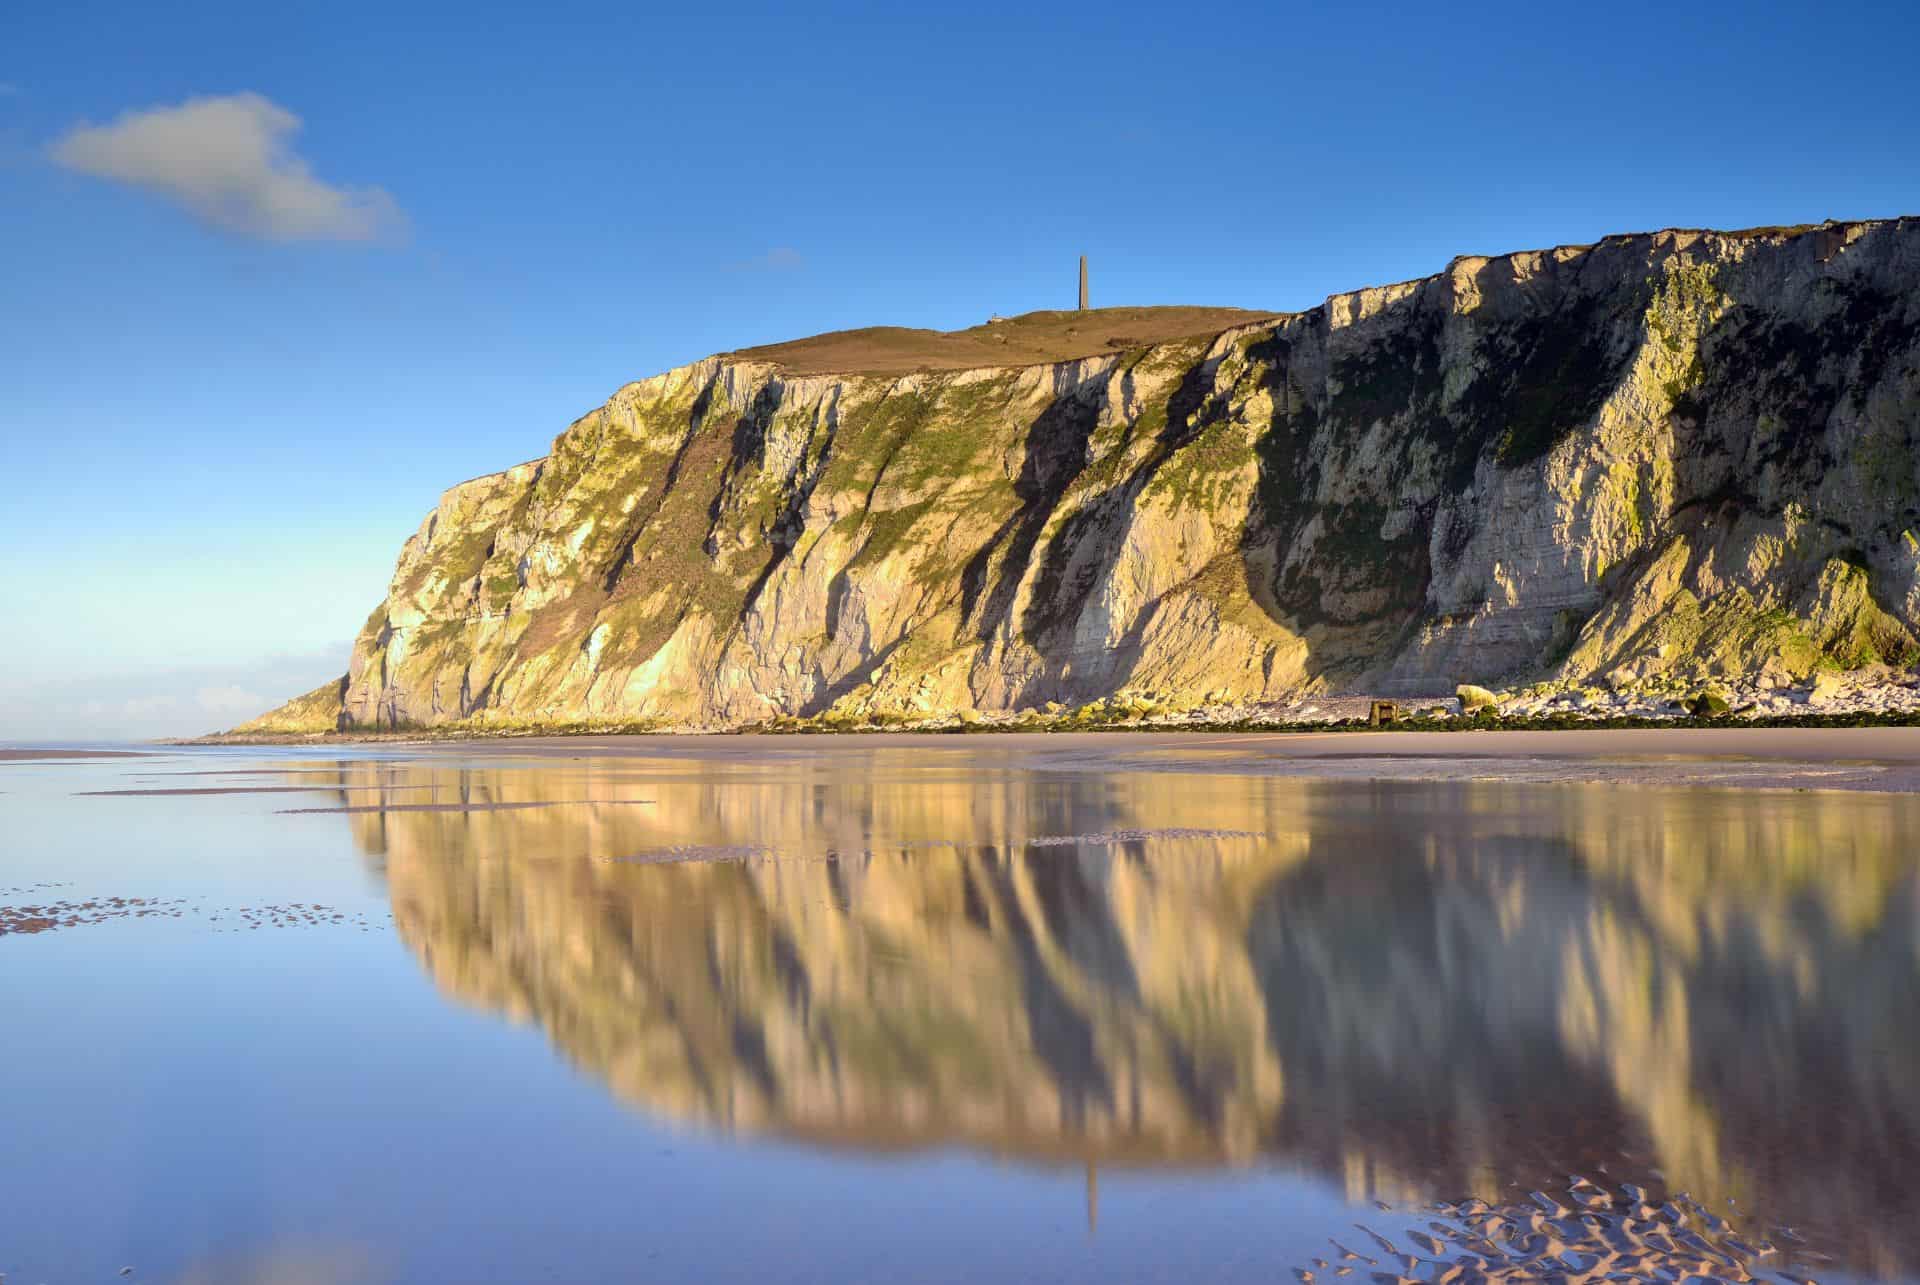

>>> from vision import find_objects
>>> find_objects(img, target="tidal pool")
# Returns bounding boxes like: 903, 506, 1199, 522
4, 738, 1917, 1283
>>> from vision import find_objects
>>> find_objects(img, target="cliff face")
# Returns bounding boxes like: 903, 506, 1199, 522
254, 219, 1920, 730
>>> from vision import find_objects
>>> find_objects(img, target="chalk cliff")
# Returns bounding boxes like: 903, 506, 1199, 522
244, 219, 1920, 731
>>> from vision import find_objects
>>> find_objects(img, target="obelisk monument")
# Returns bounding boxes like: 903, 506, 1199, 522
1078, 255, 1088, 310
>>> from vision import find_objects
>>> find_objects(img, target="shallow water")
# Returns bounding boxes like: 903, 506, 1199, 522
4, 739, 1918, 1283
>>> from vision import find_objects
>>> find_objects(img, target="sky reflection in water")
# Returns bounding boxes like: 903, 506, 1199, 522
3, 743, 1917, 1283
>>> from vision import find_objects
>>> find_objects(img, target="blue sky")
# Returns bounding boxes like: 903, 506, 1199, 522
4, 0, 1918, 738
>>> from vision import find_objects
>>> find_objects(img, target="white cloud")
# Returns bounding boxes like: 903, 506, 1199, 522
49, 92, 404, 242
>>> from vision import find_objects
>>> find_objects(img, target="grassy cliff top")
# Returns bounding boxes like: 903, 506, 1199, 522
723, 305, 1285, 375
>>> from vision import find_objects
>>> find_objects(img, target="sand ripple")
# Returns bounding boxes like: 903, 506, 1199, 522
1300, 1180, 1826, 1285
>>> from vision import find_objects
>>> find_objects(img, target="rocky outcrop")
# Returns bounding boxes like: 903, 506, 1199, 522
252, 219, 1920, 731
230, 676, 345, 734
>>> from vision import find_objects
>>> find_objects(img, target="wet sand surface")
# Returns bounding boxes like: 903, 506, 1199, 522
323, 727, 1920, 793
77, 784, 444, 796
0, 894, 188, 934
6, 738, 1919, 1282
276, 798, 655, 814
0, 747, 149, 760
1301, 1181, 1825, 1284
0, 894, 384, 935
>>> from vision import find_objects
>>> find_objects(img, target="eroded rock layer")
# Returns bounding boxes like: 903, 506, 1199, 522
250, 220, 1920, 730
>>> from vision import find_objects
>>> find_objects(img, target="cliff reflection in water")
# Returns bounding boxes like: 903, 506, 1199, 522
313, 753, 1920, 1271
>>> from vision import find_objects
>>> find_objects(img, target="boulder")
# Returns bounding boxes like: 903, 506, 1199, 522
1688, 690, 1731, 717
1456, 684, 1498, 711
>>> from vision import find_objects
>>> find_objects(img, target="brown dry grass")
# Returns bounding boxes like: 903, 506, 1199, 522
723, 306, 1285, 376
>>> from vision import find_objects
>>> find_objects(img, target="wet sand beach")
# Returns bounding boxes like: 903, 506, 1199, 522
0, 747, 150, 760
8, 734, 1920, 1281
303, 726, 1920, 794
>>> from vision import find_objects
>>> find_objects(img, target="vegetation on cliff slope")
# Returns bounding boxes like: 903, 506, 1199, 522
245, 219, 1920, 732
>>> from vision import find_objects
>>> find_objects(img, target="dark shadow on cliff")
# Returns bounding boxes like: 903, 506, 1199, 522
1017, 359, 1220, 643
717, 382, 824, 629
1235, 252, 1652, 687
953, 355, 1241, 704
959, 392, 1103, 637
1235, 227, 1920, 688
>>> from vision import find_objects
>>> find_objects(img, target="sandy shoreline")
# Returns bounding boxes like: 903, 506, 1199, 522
0, 747, 151, 761
166, 726, 1920, 795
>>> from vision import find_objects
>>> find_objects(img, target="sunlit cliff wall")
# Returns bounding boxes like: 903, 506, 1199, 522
250, 219, 1920, 730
